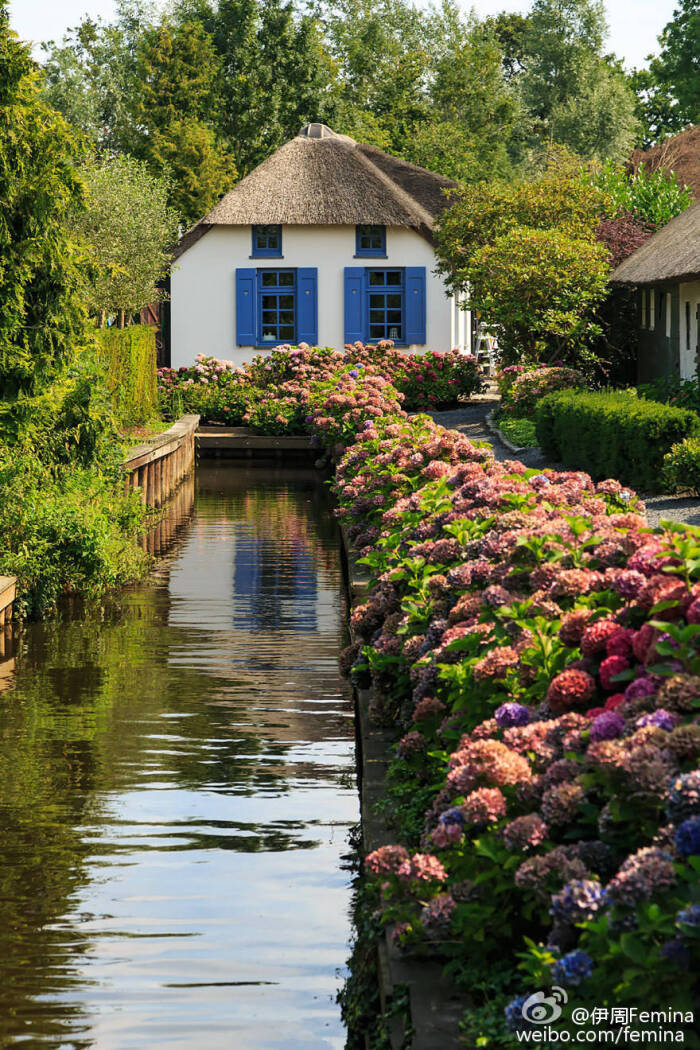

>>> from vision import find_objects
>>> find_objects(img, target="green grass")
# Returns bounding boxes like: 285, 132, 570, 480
497, 414, 538, 448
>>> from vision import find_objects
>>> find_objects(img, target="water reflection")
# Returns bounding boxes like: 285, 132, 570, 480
0, 465, 357, 1049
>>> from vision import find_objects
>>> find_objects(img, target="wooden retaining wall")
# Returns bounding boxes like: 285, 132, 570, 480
0, 576, 16, 626
197, 426, 317, 461
124, 415, 200, 507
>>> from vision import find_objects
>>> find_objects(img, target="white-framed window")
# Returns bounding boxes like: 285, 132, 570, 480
649, 288, 655, 330
666, 292, 672, 338
641, 290, 647, 328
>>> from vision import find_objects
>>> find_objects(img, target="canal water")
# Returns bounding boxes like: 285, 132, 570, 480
0, 465, 358, 1049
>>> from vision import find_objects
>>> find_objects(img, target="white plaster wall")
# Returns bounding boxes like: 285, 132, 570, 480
679, 280, 700, 379
170, 224, 462, 368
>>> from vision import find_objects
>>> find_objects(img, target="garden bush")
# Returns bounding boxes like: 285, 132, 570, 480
157, 344, 481, 426
95, 325, 158, 427
500, 365, 585, 417
663, 437, 700, 496
535, 388, 700, 492
639, 373, 700, 416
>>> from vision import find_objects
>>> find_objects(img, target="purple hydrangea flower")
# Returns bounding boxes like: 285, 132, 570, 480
348, 369, 360, 378
625, 676, 659, 701
624, 677, 657, 700
636, 709, 679, 731
552, 950, 593, 986
675, 816, 700, 859
589, 711, 625, 742
550, 879, 608, 923
495, 702, 531, 728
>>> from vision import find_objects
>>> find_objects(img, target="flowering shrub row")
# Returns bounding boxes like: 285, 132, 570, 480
157, 343, 481, 429
321, 378, 700, 1038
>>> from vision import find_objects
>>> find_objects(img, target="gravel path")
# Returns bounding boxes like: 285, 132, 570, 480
430, 400, 700, 529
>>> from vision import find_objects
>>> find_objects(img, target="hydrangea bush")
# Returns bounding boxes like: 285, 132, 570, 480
322, 375, 700, 1036
157, 343, 481, 428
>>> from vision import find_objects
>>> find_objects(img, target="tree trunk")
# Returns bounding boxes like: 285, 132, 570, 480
119, 310, 125, 329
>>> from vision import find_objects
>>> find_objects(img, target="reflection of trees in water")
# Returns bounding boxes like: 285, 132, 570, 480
0, 471, 350, 1043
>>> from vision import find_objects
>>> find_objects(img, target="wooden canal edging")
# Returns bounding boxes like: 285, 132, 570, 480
124, 415, 200, 507
197, 426, 318, 462
0, 576, 16, 625
341, 529, 465, 1050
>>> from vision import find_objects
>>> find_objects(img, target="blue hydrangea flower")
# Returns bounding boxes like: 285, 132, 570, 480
550, 879, 609, 923
666, 771, 700, 823
552, 950, 593, 986
660, 938, 690, 970
439, 807, 466, 828
504, 995, 531, 1032
677, 904, 700, 928
495, 702, 531, 728
348, 369, 359, 378
675, 815, 700, 859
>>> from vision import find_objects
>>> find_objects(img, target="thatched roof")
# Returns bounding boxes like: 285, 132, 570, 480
629, 125, 700, 201
173, 124, 457, 258
610, 201, 700, 286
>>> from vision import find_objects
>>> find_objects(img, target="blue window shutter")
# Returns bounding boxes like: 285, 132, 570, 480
405, 267, 426, 345
297, 268, 318, 345
344, 267, 366, 344
236, 268, 257, 345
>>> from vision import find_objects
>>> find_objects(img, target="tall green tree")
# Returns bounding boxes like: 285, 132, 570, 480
0, 2, 88, 396
521, 0, 639, 162
631, 0, 700, 145
209, 0, 335, 174
130, 14, 236, 222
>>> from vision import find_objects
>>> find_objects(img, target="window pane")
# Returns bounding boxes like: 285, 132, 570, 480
279, 272, 294, 286
279, 295, 294, 309
387, 294, 402, 308
261, 272, 277, 287
279, 310, 294, 325
369, 324, 385, 338
369, 293, 385, 308
279, 326, 295, 340
370, 309, 385, 323
368, 271, 384, 286
387, 310, 402, 324
386, 271, 402, 285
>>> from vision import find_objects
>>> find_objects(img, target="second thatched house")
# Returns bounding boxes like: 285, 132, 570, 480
611, 200, 700, 382
169, 124, 468, 368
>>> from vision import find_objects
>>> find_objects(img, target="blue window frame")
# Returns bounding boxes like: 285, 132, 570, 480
252, 224, 282, 257
367, 268, 404, 342
258, 269, 296, 344
356, 224, 386, 257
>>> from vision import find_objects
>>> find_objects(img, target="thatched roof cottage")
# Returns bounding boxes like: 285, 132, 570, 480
611, 201, 700, 382
169, 123, 468, 367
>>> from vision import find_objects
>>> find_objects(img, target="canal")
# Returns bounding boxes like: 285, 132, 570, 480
0, 465, 358, 1049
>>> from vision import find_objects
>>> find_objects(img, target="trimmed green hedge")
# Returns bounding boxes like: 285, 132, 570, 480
95, 325, 157, 426
535, 388, 700, 492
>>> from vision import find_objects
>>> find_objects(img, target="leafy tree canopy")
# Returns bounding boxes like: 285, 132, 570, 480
67, 155, 179, 323
631, 0, 699, 145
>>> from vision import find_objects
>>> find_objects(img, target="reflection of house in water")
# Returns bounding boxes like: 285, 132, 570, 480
233, 529, 317, 632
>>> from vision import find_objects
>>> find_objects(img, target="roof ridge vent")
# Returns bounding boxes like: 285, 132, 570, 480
298, 122, 338, 139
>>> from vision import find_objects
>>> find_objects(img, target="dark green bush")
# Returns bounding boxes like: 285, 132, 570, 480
95, 325, 157, 426
535, 388, 700, 491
